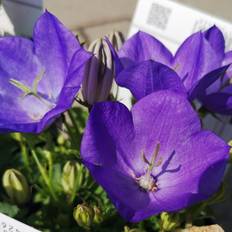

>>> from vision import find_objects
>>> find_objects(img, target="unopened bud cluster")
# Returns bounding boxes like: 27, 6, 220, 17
160, 212, 180, 231
73, 204, 103, 229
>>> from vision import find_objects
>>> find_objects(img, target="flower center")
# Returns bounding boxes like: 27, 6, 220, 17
137, 174, 158, 192
9, 70, 56, 121
136, 143, 162, 192
9, 69, 46, 101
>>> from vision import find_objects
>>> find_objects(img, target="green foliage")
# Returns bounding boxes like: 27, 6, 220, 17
0, 202, 19, 217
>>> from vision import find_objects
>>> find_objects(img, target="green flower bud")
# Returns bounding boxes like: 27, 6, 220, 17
2, 169, 30, 205
228, 140, 232, 157
160, 212, 180, 232
123, 226, 144, 232
73, 204, 94, 230
61, 161, 82, 195
93, 206, 103, 224
57, 134, 65, 145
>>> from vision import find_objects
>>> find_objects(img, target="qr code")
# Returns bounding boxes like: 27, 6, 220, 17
147, 3, 172, 30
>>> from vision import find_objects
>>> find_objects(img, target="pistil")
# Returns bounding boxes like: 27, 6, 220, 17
136, 143, 162, 192
9, 69, 54, 108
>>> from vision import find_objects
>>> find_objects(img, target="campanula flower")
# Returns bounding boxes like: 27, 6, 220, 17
111, 26, 232, 114
81, 90, 229, 222
0, 11, 91, 133
117, 26, 226, 90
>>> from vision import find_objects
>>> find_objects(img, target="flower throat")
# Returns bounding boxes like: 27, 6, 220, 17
136, 143, 162, 192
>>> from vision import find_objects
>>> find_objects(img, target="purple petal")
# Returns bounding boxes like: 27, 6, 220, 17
222, 51, 232, 79
116, 60, 186, 100
118, 31, 172, 68
33, 11, 81, 99
204, 26, 225, 61
189, 65, 229, 100
173, 32, 221, 91
36, 48, 92, 133
105, 37, 123, 76
156, 131, 228, 207
0, 37, 41, 86
131, 91, 201, 170
199, 92, 232, 115
81, 101, 138, 173
0, 37, 46, 127
84, 161, 150, 221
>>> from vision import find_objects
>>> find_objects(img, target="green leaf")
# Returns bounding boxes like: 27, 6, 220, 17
51, 163, 62, 192
0, 202, 19, 217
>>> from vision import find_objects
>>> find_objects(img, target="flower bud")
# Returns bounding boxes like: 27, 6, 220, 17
123, 226, 144, 232
107, 31, 125, 100
2, 169, 30, 205
93, 206, 103, 224
82, 37, 114, 106
108, 31, 124, 51
160, 212, 180, 231
228, 140, 232, 156
73, 204, 94, 229
61, 161, 82, 195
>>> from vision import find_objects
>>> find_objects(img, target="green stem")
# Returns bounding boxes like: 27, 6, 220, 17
63, 117, 79, 149
32, 150, 58, 201
63, 118, 74, 136
20, 140, 30, 171
17, 134, 30, 172
67, 110, 80, 134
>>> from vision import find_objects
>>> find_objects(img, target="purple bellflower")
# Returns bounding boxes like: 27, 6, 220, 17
81, 90, 229, 222
0, 11, 91, 133
111, 27, 232, 114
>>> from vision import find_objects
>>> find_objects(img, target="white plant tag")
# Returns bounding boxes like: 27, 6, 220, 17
129, 0, 232, 53
0, 213, 40, 232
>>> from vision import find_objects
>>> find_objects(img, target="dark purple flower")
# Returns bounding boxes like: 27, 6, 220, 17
81, 90, 229, 222
0, 11, 91, 133
112, 27, 232, 114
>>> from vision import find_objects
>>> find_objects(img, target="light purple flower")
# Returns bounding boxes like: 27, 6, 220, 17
111, 27, 232, 114
0, 11, 91, 133
81, 90, 229, 222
